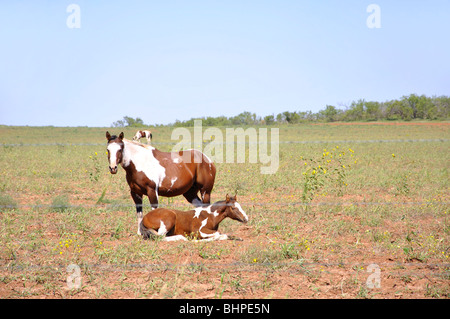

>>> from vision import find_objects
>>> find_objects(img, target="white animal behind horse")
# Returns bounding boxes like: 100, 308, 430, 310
133, 130, 152, 144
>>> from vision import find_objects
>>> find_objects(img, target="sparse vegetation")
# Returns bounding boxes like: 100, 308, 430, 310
0, 122, 448, 298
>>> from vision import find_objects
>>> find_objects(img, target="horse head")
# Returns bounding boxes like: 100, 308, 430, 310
223, 194, 248, 223
106, 131, 124, 174
132, 130, 142, 141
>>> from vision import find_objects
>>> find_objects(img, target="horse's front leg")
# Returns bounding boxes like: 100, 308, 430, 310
130, 191, 143, 235
198, 228, 228, 241
146, 188, 159, 210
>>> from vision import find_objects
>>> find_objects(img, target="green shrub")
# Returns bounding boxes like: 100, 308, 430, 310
51, 195, 71, 213
0, 193, 18, 210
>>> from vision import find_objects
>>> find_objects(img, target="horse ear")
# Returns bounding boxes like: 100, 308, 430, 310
106, 131, 111, 140
226, 194, 230, 203
119, 132, 124, 140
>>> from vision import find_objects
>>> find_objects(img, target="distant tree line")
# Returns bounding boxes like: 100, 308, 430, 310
112, 94, 450, 127
172, 94, 449, 126
112, 116, 145, 127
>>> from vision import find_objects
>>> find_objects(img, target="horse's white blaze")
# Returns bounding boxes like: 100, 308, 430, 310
107, 143, 122, 168
121, 140, 166, 187
158, 220, 167, 236
234, 202, 248, 222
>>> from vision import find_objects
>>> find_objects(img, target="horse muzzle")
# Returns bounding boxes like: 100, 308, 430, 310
109, 166, 118, 174
240, 216, 249, 224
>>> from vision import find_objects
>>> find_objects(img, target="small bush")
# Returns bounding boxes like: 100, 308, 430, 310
51, 195, 71, 213
0, 193, 18, 210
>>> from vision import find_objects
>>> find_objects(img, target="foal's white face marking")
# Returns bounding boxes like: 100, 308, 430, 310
233, 202, 249, 222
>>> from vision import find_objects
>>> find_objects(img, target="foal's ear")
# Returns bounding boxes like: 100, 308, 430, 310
119, 132, 124, 140
106, 131, 111, 140
226, 194, 230, 203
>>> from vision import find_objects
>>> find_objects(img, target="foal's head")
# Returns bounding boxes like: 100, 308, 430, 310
106, 131, 124, 174
219, 194, 248, 223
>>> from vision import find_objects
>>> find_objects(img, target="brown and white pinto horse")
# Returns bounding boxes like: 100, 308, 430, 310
140, 194, 248, 241
133, 130, 152, 144
106, 131, 216, 235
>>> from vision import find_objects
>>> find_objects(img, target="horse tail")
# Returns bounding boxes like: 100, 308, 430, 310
139, 221, 157, 240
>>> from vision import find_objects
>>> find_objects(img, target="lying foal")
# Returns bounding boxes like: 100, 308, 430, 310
140, 195, 248, 241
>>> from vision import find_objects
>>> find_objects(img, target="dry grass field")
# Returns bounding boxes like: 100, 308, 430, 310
0, 122, 448, 298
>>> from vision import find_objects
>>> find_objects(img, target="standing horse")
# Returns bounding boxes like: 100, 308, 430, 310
133, 130, 152, 144
106, 131, 216, 235
140, 194, 248, 241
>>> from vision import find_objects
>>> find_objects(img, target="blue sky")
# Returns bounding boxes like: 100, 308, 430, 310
1, 1, 449, 126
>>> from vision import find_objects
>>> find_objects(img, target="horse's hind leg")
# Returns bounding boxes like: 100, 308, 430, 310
139, 222, 159, 240
197, 171, 214, 205
140, 210, 176, 240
